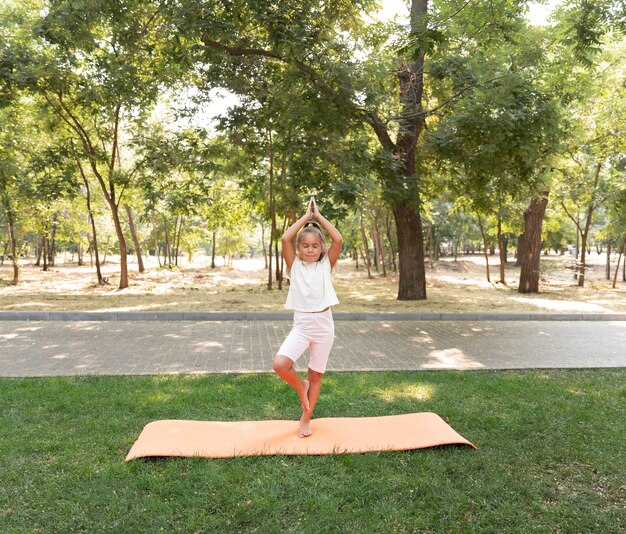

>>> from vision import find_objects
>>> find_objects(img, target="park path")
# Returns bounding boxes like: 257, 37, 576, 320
0, 313, 624, 376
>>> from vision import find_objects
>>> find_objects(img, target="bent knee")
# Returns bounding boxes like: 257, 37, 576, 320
273, 355, 293, 374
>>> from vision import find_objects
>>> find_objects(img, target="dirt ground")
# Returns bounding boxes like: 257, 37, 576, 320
1, 251, 625, 313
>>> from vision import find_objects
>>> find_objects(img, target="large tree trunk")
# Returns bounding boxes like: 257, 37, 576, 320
518, 194, 549, 293
393, 199, 427, 300
125, 204, 145, 273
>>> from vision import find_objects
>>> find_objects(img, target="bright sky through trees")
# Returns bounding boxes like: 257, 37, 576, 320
198, 1, 564, 123
376, 0, 563, 25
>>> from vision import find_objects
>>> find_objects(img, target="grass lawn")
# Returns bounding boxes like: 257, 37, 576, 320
1, 370, 624, 533
2, 256, 625, 314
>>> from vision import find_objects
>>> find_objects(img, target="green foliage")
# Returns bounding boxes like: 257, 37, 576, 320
1, 0, 625, 291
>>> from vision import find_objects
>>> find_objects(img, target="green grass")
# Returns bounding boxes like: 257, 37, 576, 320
1, 370, 624, 533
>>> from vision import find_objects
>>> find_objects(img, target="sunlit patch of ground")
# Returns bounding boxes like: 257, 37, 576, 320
1, 252, 624, 313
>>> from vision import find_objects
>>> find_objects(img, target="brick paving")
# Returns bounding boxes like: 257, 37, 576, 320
1, 318, 624, 376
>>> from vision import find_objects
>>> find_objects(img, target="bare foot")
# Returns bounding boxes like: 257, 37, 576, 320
299, 379, 311, 413
299, 413, 312, 438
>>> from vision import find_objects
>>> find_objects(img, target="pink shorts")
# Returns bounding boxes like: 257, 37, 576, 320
277, 310, 335, 374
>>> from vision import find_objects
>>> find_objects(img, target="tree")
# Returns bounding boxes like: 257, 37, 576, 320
553, 39, 626, 287
30, 0, 182, 288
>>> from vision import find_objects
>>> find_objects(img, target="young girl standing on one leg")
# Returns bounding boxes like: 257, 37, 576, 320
273, 197, 342, 438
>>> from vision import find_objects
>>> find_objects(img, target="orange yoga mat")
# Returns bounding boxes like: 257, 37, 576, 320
125, 412, 475, 460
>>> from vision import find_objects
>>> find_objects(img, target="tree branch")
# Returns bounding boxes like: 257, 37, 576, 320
364, 110, 396, 151
561, 202, 581, 232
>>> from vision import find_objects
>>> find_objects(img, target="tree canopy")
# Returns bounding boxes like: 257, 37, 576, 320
1, 0, 625, 295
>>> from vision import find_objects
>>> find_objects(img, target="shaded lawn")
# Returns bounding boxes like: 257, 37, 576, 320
1, 370, 624, 533
2, 258, 625, 313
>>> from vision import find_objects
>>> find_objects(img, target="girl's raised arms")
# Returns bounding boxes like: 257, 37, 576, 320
281, 198, 313, 271
280, 197, 343, 270
310, 197, 342, 268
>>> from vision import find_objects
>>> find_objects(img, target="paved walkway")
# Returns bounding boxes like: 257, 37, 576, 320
1, 314, 624, 376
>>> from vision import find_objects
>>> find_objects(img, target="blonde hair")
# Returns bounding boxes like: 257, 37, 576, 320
296, 225, 327, 261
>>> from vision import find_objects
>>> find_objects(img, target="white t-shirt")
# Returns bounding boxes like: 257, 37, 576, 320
285, 255, 339, 312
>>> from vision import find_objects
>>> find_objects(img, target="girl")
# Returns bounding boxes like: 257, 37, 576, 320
273, 196, 342, 438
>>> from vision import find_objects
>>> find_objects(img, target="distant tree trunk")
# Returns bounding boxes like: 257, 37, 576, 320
34, 236, 42, 267
518, 194, 549, 293
497, 216, 506, 284
477, 215, 491, 283
109, 203, 129, 287
385, 214, 397, 272
359, 246, 372, 279
427, 223, 434, 269
125, 204, 145, 273
613, 234, 626, 289
42, 235, 49, 272
359, 211, 372, 277
267, 130, 275, 290
77, 242, 84, 266
102, 238, 109, 265
606, 242, 611, 280
577, 202, 595, 287
72, 143, 104, 283
48, 213, 58, 266
377, 218, 387, 277
275, 238, 282, 289
163, 215, 171, 269
515, 235, 523, 267
5, 217, 19, 285
1, 239, 8, 266
261, 224, 268, 269
154, 231, 161, 268
175, 216, 183, 267
370, 228, 379, 272
211, 231, 216, 269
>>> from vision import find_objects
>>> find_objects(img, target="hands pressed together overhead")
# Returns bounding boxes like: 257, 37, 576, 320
307, 196, 321, 220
